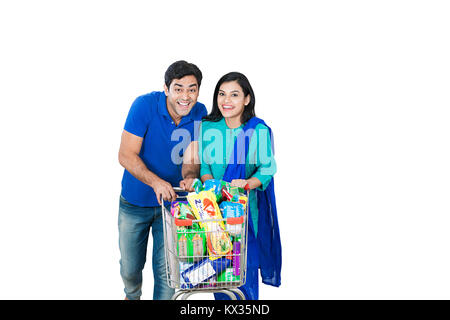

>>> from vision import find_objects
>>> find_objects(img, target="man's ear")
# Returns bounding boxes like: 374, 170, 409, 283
164, 84, 169, 96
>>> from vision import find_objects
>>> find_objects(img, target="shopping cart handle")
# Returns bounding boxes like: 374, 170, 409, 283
173, 187, 186, 193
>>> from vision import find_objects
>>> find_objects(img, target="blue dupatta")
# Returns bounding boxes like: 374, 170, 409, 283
222, 117, 282, 287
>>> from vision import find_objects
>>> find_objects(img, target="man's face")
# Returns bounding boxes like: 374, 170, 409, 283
164, 75, 199, 121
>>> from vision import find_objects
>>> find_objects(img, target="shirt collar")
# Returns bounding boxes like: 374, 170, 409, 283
157, 92, 171, 119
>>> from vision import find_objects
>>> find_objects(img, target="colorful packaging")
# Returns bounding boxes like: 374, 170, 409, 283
188, 190, 232, 259
179, 261, 194, 289
203, 179, 224, 202
236, 196, 248, 206
181, 257, 230, 288
171, 201, 195, 220
221, 187, 234, 201
217, 267, 240, 283
219, 201, 244, 219
177, 224, 207, 262
179, 202, 195, 220
229, 186, 243, 197
232, 241, 241, 276
191, 178, 203, 193
188, 190, 225, 228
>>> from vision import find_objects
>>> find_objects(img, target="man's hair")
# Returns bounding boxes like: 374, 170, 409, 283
164, 60, 203, 88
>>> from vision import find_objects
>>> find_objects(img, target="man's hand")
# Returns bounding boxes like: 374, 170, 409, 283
179, 178, 196, 192
152, 178, 177, 205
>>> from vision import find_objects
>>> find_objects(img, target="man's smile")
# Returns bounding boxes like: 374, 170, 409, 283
177, 100, 191, 109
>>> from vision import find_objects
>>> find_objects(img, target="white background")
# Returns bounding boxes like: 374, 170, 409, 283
0, 0, 449, 300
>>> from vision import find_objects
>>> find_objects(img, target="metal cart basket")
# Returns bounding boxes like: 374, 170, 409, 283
162, 187, 249, 300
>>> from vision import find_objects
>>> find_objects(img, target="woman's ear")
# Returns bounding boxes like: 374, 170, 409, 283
245, 94, 251, 106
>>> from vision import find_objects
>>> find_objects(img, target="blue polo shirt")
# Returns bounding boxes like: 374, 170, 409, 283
121, 91, 207, 207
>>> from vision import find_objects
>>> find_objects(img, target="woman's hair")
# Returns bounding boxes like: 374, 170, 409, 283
203, 72, 256, 123
164, 60, 203, 88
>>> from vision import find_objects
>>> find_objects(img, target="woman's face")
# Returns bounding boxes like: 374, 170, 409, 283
217, 81, 251, 124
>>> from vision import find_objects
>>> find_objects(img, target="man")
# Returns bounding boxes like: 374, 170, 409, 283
118, 60, 206, 300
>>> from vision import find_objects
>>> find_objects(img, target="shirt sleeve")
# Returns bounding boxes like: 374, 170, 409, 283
123, 96, 150, 137
250, 125, 277, 191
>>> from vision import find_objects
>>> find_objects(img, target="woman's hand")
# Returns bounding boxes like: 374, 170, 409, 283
230, 179, 248, 189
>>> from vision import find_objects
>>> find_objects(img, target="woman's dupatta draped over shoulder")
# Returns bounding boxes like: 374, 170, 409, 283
222, 116, 282, 287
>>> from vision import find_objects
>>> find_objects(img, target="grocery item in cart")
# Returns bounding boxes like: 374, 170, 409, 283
232, 241, 241, 276
171, 201, 195, 220
221, 183, 246, 202
191, 178, 203, 193
181, 257, 230, 288
203, 179, 224, 202
219, 201, 244, 219
187, 190, 232, 259
176, 224, 206, 262
217, 267, 240, 283
219, 201, 245, 236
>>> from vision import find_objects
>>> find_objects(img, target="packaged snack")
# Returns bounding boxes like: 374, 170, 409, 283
217, 267, 240, 283
191, 178, 203, 193
203, 179, 224, 202
171, 201, 181, 217
207, 232, 233, 257
171, 201, 195, 220
177, 224, 207, 262
181, 257, 230, 288
219, 201, 244, 219
221, 183, 245, 201
188, 190, 224, 228
179, 202, 195, 220
236, 196, 248, 207
188, 190, 232, 259
221, 187, 234, 202
219, 201, 244, 235
229, 186, 242, 197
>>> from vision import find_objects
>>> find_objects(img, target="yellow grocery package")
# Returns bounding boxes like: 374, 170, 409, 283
187, 190, 232, 259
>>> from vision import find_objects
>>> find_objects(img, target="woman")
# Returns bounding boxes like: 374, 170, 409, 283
198, 72, 281, 300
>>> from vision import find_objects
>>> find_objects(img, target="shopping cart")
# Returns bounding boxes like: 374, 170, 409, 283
162, 186, 249, 300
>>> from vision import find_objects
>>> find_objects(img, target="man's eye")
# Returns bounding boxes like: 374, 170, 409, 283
190, 89, 196, 93
176, 88, 182, 92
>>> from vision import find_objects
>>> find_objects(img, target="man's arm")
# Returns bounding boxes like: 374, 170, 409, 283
118, 130, 176, 204
180, 141, 200, 191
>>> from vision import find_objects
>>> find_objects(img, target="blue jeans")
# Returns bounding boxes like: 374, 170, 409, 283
118, 195, 174, 300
